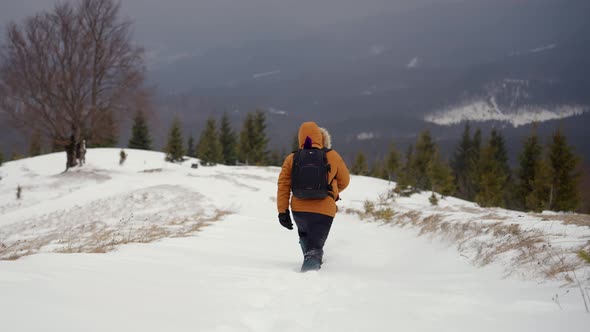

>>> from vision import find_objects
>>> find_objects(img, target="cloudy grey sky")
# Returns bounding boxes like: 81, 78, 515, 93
0, 0, 456, 67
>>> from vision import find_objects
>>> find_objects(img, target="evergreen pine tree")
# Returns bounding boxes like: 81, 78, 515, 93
451, 123, 472, 199
384, 142, 400, 181
489, 129, 511, 178
517, 127, 543, 210
475, 142, 507, 208
465, 128, 482, 200
490, 129, 516, 207
428, 150, 456, 196
197, 118, 223, 166
219, 113, 238, 165
251, 110, 269, 165
472, 128, 482, 156
526, 158, 552, 212
128, 111, 152, 150
292, 133, 300, 151
238, 113, 255, 165
411, 130, 437, 190
165, 118, 185, 162
547, 129, 581, 211
268, 150, 283, 167
395, 144, 416, 195
351, 151, 369, 175
370, 158, 388, 180
12, 152, 24, 161
186, 135, 196, 158
29, 129, 42, 157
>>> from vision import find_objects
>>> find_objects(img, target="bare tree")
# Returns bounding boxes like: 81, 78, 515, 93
0, 0, 146, 167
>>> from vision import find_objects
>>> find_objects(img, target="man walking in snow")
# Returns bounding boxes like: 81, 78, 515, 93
277, 122, 350, 272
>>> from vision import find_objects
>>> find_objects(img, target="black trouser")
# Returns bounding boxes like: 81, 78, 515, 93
293, 212, 333, 262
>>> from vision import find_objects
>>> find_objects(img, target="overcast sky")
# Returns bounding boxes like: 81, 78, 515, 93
0, 0, 459, 67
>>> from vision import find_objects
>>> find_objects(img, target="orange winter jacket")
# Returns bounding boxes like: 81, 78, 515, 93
277, 122, 350, 218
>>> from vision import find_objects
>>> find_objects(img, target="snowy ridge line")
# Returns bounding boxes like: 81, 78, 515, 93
348, 189, 590, 285
424, 101, 588, 127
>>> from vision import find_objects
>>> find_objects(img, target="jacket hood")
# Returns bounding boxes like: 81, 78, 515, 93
319, 127, 332, 149
298, 122, 323, 149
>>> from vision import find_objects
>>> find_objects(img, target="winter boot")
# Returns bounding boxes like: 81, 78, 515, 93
301, 249, 322, 272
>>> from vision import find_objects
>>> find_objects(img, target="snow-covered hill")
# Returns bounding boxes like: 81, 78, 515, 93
425, 100, 587, 127
0, 149, 589, 331
425, 79, 589, 127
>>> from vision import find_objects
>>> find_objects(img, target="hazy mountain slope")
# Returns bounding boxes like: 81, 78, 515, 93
2, 0, 589, 165
144, 0, 589, 153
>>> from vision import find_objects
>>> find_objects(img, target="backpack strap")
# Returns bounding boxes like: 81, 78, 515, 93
323, 148, 338, 200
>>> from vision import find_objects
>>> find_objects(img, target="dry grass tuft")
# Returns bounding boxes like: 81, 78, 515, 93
344, 207, 362, 216
1, 209, 233, 260
357, 196, 588, 284
396, 211, 422, 226
417, 214, 445, 236
545, 260, 580, 280
533, 213, 590, 228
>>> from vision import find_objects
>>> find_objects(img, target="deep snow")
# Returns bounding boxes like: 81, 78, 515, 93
0, 149, 588, 331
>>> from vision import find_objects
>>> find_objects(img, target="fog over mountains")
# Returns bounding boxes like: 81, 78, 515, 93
144, 0, 590, 161
1, 0, 589, 163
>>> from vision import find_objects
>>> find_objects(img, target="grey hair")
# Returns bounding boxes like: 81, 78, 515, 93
319, 127, 332, 149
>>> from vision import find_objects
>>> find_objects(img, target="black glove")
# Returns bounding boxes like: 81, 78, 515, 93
278, 209, 293, 230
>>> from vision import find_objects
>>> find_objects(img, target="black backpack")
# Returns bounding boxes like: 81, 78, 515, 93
291, 148, 333, 200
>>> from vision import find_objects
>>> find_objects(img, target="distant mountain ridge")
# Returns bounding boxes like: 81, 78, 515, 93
2, 0, 590, 163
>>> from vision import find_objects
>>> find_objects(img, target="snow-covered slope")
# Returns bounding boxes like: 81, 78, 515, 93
425, 100, 587, 127
0, 149, 589, 331
425, 79, 589, 127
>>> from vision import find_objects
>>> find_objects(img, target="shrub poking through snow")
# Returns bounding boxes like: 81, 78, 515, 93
363, 200, 375, 215
119, 149, 127, 165
16, 185, 21, 200
373, 207, 395, 222
361, 197, 395, 222
429, 192, 439, 206
578, 250, 590, 264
